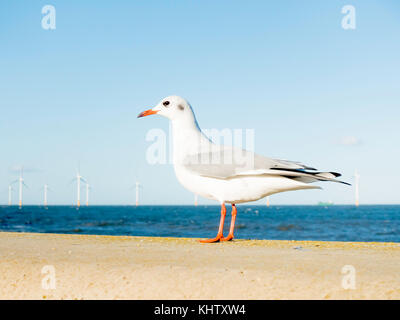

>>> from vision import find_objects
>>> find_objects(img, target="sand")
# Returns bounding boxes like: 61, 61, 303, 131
0, 232, 399, 300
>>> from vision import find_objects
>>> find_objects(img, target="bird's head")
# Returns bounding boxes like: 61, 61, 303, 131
138, 96, 196, 124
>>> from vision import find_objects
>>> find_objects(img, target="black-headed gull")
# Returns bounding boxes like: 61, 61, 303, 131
138, 96, 348, 243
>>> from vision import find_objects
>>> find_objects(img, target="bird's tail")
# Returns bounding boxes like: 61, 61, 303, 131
267, 167, 350, 185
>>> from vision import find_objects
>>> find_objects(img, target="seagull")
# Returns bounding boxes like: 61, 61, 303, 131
138, 96, 349, 243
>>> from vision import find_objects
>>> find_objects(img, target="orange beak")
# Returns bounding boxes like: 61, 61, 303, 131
137, 109, 158, 118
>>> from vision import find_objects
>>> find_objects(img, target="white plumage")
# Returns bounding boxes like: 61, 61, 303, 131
138, 96, 348, 242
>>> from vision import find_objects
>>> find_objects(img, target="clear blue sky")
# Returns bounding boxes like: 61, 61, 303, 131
0, 0, 399, 205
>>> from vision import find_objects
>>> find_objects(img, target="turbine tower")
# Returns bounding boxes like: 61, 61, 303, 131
8, 185, 12, 206
85, 183, 91, 206
354, 170, 360, 207
194, 194, 198, 206
135, 181, 140, 206
43, 184, 49, 207
11, 168, 28, 209
72, 169, 87, 208
266, 196, 270, 207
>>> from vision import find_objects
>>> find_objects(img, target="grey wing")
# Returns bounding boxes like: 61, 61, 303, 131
182, 146, 248, 178
182, 146, 349, 185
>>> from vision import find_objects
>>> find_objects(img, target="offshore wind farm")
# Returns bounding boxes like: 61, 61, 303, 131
1, 166, 400, 243
2, 167, 363, 208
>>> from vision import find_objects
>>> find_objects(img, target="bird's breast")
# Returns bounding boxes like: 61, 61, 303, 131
173, 163, 220, 201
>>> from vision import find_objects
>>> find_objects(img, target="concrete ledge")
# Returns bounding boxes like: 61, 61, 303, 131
0, 232, 399, 299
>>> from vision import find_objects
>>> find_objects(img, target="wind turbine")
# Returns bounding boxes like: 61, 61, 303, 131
194, 194, 198, 206
354, 170, 360, 207
71, 169, 87, 208
129, 181, 142, 206
11, 168, 28, 209
85, 183, 91, 206
43, 184, 51, 207
266, 196, 270, 207
135, 181, 140, 206
8, 185, 13, 206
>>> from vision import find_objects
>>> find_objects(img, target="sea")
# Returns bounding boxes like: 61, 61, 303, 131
0, 205, 399, 242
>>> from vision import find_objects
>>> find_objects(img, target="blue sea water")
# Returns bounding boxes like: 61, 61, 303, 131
0, 205, 399, 242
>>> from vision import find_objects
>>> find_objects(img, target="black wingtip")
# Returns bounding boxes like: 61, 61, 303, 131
305, 166, 318, 171
330, 172, 342, 178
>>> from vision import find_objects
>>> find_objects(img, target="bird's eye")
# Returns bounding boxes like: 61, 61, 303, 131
163, 101, 170, 107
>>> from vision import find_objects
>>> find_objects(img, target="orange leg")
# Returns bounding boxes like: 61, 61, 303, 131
199, 203, 226, 243
221, 204, 237, 241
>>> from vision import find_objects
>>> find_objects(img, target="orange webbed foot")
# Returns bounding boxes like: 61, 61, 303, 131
221, 234, 234, 241
199, 233, 224, 243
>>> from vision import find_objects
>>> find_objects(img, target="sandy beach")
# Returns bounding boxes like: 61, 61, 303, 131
0, 232, 399, 300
